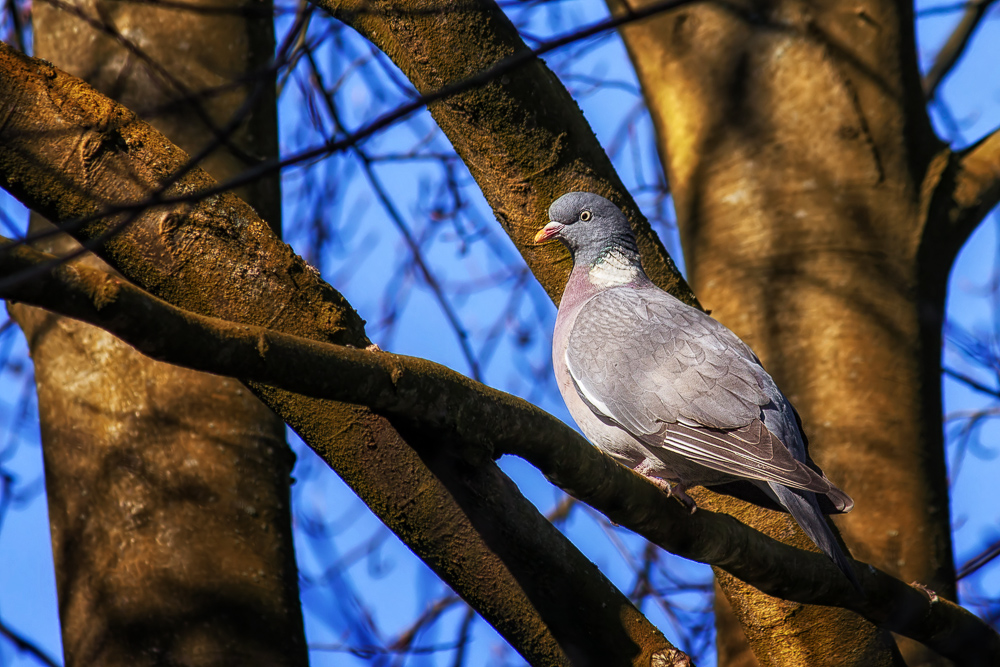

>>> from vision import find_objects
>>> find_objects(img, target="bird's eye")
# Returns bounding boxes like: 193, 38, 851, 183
579, 210, 592, 222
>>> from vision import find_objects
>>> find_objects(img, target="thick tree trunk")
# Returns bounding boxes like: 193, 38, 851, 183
608, 0, 954, 663
7, 1, 307, 664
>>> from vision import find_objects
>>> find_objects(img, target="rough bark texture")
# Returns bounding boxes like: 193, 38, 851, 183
606, 0, 954, 663
713, 582, 761, 667
7, 1, 308, 665
0, 42, 681, 666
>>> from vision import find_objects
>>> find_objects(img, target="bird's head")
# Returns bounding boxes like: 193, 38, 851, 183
534, 192, 638, 262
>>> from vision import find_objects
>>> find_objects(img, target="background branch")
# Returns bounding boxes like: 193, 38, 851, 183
923, 0, 998, 99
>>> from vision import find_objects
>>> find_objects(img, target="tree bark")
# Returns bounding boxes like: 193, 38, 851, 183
606, 0, 954, 663
0, 41, 684, 666
7, 1, 307, 665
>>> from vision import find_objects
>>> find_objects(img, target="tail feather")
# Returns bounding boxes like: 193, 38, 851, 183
769, 482, 863, 592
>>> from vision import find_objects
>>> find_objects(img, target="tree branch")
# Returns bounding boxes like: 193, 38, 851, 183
920, 126, 1000, 269
2, 237, 997, 665
923, 0, 999, 99
951, 127, 1000, 243
958, 538, 1000, 580
0, 617, 60, 667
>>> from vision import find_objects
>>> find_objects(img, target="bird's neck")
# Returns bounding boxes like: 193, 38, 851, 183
583, 238, 645, 288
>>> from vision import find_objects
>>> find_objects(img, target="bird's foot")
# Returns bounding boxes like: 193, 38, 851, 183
671, 486, 698, 514
636, 467, 698, 514
910, 581, 939, 603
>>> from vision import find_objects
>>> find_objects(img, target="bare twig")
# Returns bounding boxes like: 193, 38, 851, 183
923, 0, 999, 99
944, 366, 1000, 399
959, 539, 1000, 579
0, 618, 60, 667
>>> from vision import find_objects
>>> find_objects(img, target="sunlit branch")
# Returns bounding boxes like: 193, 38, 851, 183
0, 13, 312, 280
1, 237, 997, 664
920, 126, 1000, 269
322, 0, 697, 303
950, 128, 1000, 246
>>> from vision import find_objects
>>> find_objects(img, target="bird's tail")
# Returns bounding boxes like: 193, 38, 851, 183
770, 482, 863, 593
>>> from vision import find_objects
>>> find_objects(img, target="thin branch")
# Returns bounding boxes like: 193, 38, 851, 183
944, 366, 1000, 399
3, 0, 26, 53
0, 618, 60, 667
918, 1, 984, 17
958, 539, 1000, 580
923, 0, 999, 99
1, 237, 997, 665
303, 48, 483, 381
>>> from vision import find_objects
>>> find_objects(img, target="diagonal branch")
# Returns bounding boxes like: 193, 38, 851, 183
923, 0, 999, 100
950, 127, 1000, 243
920, 126, 1000, 269
2, 236, 998, 665
0, 617, 60, 667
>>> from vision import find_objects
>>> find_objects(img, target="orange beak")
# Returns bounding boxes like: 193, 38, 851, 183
533, 221, 563, 244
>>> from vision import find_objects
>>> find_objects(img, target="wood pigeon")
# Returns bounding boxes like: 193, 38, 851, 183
536, 191, 858, 587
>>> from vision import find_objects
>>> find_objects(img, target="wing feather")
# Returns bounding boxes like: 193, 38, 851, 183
565, 286, 849, 498
566, 286, 769, 434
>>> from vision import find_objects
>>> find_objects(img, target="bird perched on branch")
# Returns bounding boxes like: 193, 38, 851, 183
536, 191, 858, 587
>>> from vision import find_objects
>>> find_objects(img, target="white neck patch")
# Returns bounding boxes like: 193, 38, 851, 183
588, 248, 640, 287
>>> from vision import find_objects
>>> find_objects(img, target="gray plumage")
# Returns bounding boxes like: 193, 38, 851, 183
538, 192, 858, 587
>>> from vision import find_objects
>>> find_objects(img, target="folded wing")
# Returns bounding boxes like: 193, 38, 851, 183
565, 286, 849, 509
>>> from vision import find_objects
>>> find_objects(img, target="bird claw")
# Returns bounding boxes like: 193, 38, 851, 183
672, 486, 698, 514
910, 581, 939, 603
643, 474, 698, 514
